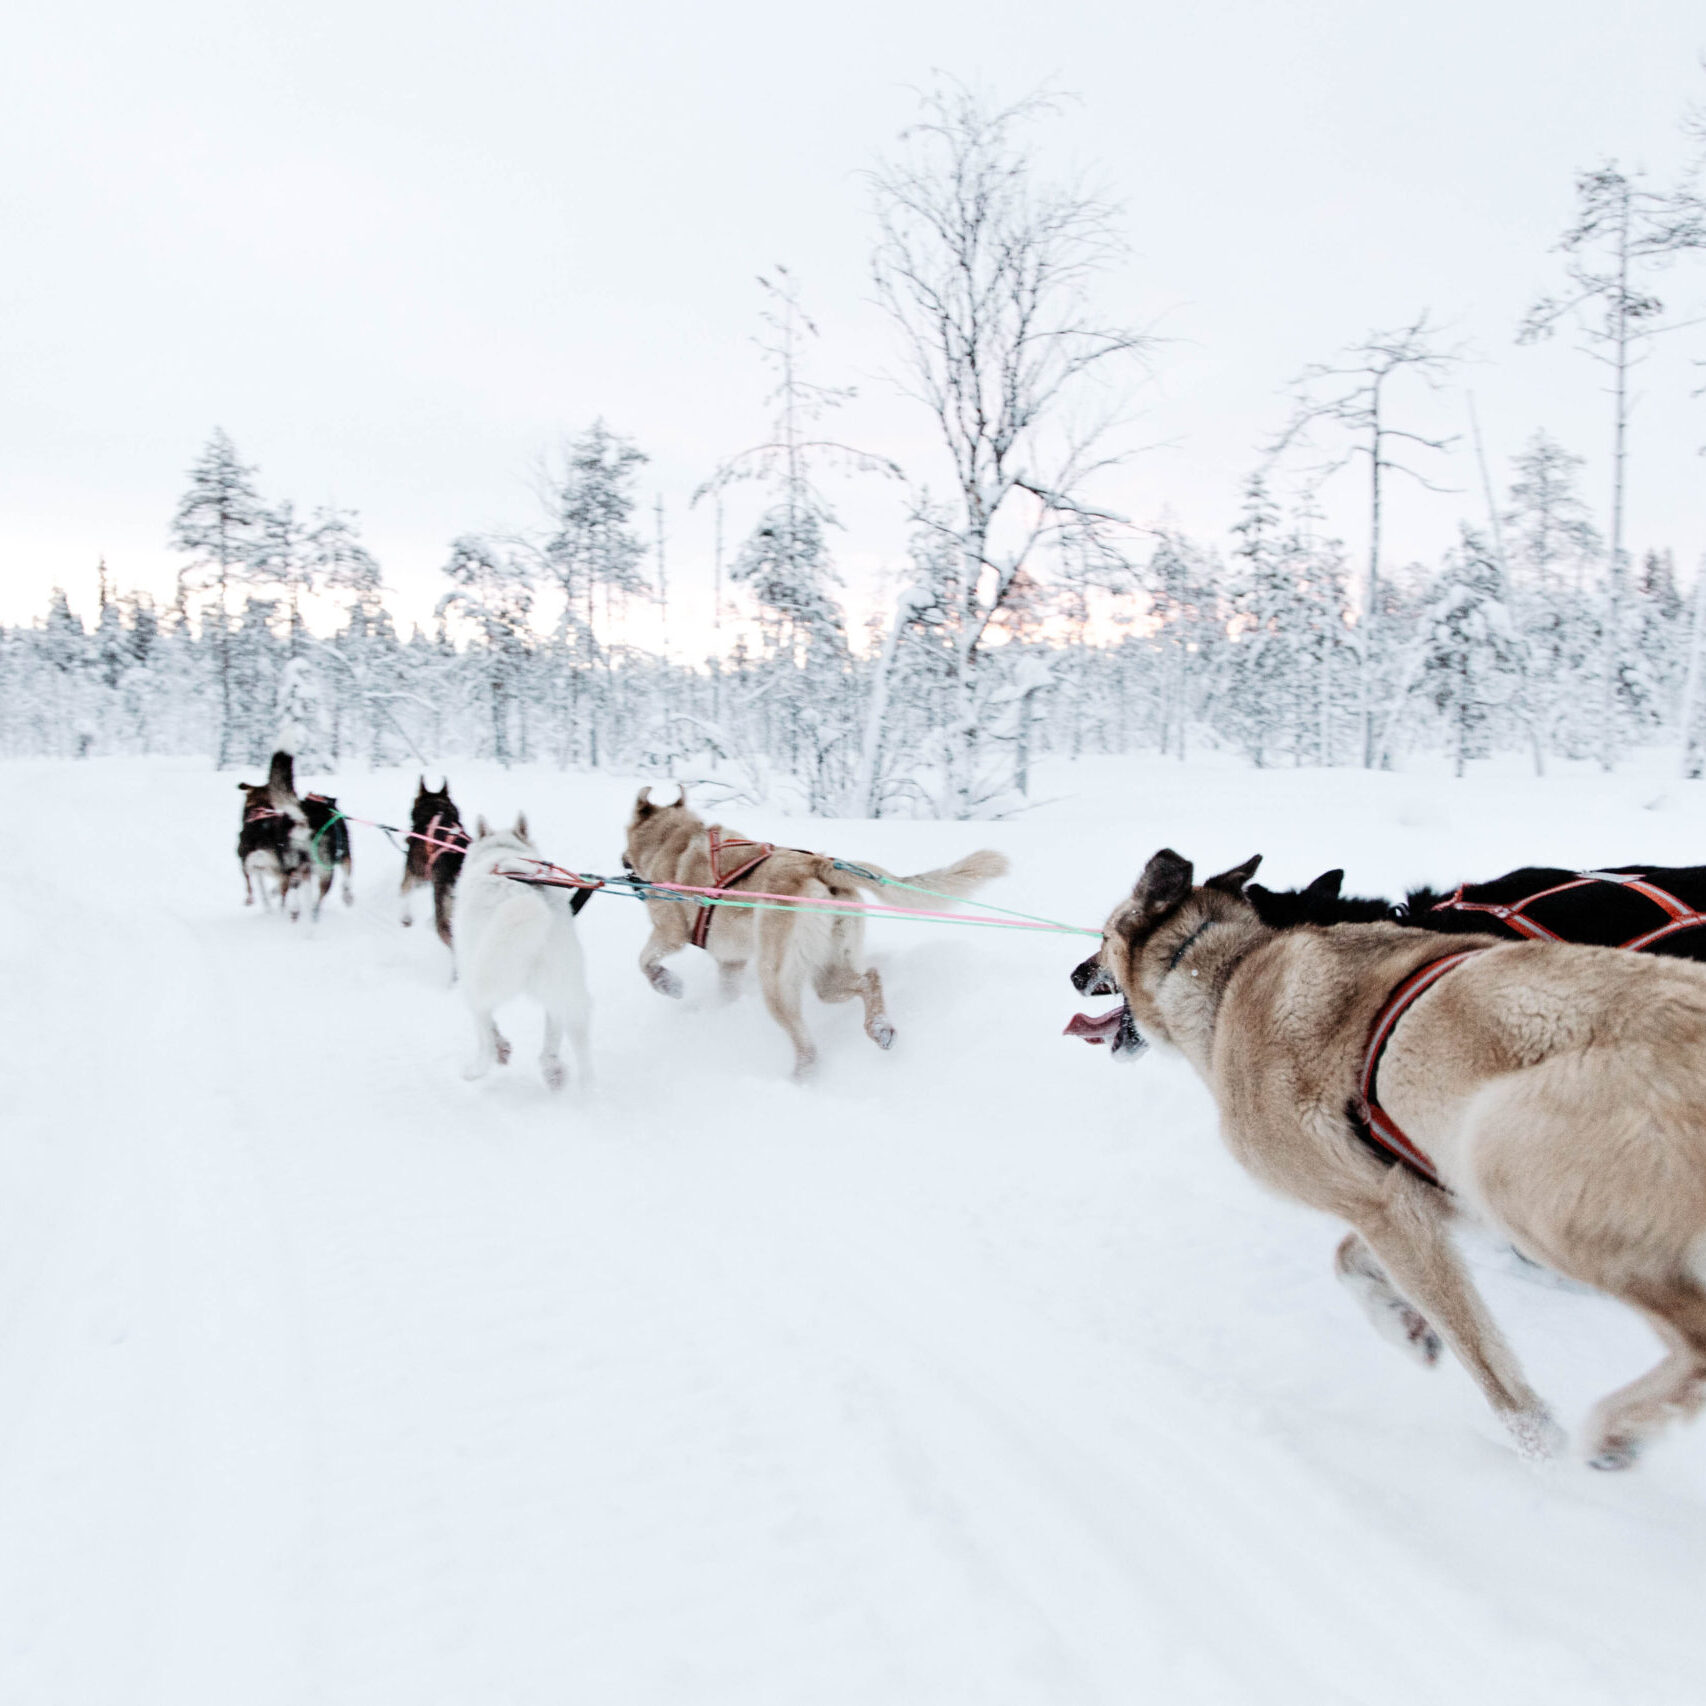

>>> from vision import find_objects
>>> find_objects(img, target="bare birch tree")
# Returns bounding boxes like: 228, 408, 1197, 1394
1519, 163, 1706, 769
869, 80, 1148, 815
1269, 314, 1461, 768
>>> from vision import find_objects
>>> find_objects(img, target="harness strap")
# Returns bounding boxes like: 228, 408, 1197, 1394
690, 825, 775, 949
420, 811, 471, 877
1355, 949, 1487, 1187
1431, 872, 1706, 950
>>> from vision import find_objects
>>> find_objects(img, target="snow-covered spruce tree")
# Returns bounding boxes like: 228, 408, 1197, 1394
229, 595, 285, 765
169, 428, 264, 765
1410, 527, 1526, 777
869, 81, 1146, 816
537, 421, 650, 768
1144, 530, 1224, 761
1269, 315, 1461, 769
248, 498, 314, 658
1500, 431, 1603, 762
697, 269, 898, 813
307, 505, 391, 764
437, 535, 535, 766
1624, 547, 1687, 739
1519, 163, 1706, 769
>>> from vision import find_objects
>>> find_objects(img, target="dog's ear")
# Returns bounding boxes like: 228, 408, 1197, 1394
417, 774, 427, 793
438, 777, 449, 796
1304, 868, 1344, 899
475, 814, 491, 839
1204, 854, 1262, 895
513, 812, 529, 842
237, 780, 253, 791
1132, 848, 1194, 921
635, 785, 655, 815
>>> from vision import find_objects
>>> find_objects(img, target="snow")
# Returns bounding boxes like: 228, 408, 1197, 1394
5, 750, 1706, 1704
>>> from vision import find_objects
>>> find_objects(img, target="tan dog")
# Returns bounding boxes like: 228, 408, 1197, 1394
624, 786, 1007, 1075
1071, 846, 1706, 1470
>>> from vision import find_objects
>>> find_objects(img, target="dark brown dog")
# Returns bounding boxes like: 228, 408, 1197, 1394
399, 776, 469, 947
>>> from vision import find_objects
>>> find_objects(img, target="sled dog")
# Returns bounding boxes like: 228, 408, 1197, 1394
1071, 846, 1706, 1470
301, 791, 354, 920
451, 815, 592, 1091
236, 750, 312, 918
400, 776, 469, 947
1248, 862, 1706, 961
623, 785, 1008, 1076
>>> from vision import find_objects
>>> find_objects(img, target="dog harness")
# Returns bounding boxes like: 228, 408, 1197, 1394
1354, 949, 1489, 1187
419, 811, 471, 876
1431, 872, 1706, 953
688, 825, 775, 949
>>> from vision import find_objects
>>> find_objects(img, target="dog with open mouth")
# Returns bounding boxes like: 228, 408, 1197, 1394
1068, 845, 1706, 1471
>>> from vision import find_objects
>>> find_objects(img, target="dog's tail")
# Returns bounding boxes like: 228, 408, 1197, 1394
832, 848, 1009, 909
267, 749, 308, 827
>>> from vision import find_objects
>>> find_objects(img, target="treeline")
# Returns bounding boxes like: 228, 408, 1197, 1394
4, 80, 1705, 810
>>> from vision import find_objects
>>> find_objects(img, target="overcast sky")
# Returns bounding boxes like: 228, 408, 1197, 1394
4, 0, 1704, 638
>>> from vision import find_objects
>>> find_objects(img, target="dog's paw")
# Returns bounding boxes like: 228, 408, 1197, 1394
1399, 1305, 1442, 1367
461, 1060, 488, 1082
400, 914, 413, 927
494, 1034, 512, 1066
868, 1018, 896, 1050
1508, 1407, 1566, 1464
647, 966, 684, 999
1585, 1430, 1640, 1472
542, 1059, 566, 1092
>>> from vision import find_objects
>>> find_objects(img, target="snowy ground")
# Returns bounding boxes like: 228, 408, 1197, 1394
6, 750, 1706, 1705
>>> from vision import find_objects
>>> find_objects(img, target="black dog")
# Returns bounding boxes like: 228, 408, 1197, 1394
1247, 865, 1706, 959
301, 792, 354, 920
400, 776, 470, 947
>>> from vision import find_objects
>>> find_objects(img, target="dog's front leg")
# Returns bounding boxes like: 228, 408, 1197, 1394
640, 928, 685, 998
1350, 1175, 1561, 1460
399, 868, 416, 927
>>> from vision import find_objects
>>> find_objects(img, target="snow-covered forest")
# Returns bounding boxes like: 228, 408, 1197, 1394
8, 84, 1706, 812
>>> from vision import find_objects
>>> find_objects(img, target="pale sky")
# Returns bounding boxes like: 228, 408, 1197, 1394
4, 0, 1704, 642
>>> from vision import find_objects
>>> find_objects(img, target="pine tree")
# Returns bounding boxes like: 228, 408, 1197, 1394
170, 429, 264, 764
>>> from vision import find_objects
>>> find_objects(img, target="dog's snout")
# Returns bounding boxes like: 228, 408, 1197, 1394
1071, 952, 1117, 997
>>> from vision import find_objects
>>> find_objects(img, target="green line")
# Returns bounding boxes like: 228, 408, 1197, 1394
637, 887, 1091, 934
833, 861, 1100, 936
309, 809, 345, 873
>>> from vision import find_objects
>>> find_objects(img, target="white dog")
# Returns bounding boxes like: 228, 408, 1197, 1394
451, 815, 592, 1091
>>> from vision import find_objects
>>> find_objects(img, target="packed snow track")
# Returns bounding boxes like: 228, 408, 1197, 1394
5, 755, 1706, 1706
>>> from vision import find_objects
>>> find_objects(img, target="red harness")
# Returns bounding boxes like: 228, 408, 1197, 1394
688, 825, 775, 949
418, 812, 471, 877
1355, 949, 1488, 1187
244, 802, 286, 825
1432, 872, 1706, 952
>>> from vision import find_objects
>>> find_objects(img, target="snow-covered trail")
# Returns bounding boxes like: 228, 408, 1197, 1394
6, 754, 1706, 1704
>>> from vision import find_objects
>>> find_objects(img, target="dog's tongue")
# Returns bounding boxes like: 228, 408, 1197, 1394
1064, 1006, 1126, 1044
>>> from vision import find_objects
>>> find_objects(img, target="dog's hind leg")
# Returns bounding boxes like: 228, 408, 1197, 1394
1582, 1282, 1706, 1470
1350, 1175, 1560, 1459
760, 931, 816, 1078
813, 962, 894, 1050
342, 859, 354, 907
640, 928, 686, 999
400, 869, 416, 927
433, 880, 455, 950
1335, 1232, 1441, 1366
540, 1012, 566, 1091
242, 860, 256, 906
462, 1011, 509, 1079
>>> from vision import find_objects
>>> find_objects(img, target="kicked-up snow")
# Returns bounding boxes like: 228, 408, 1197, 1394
4, 751, 1706, 1705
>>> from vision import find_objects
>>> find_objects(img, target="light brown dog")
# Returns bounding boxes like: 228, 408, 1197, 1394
1072, 846, 1706, 1470
624, 786, 1008, 1075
